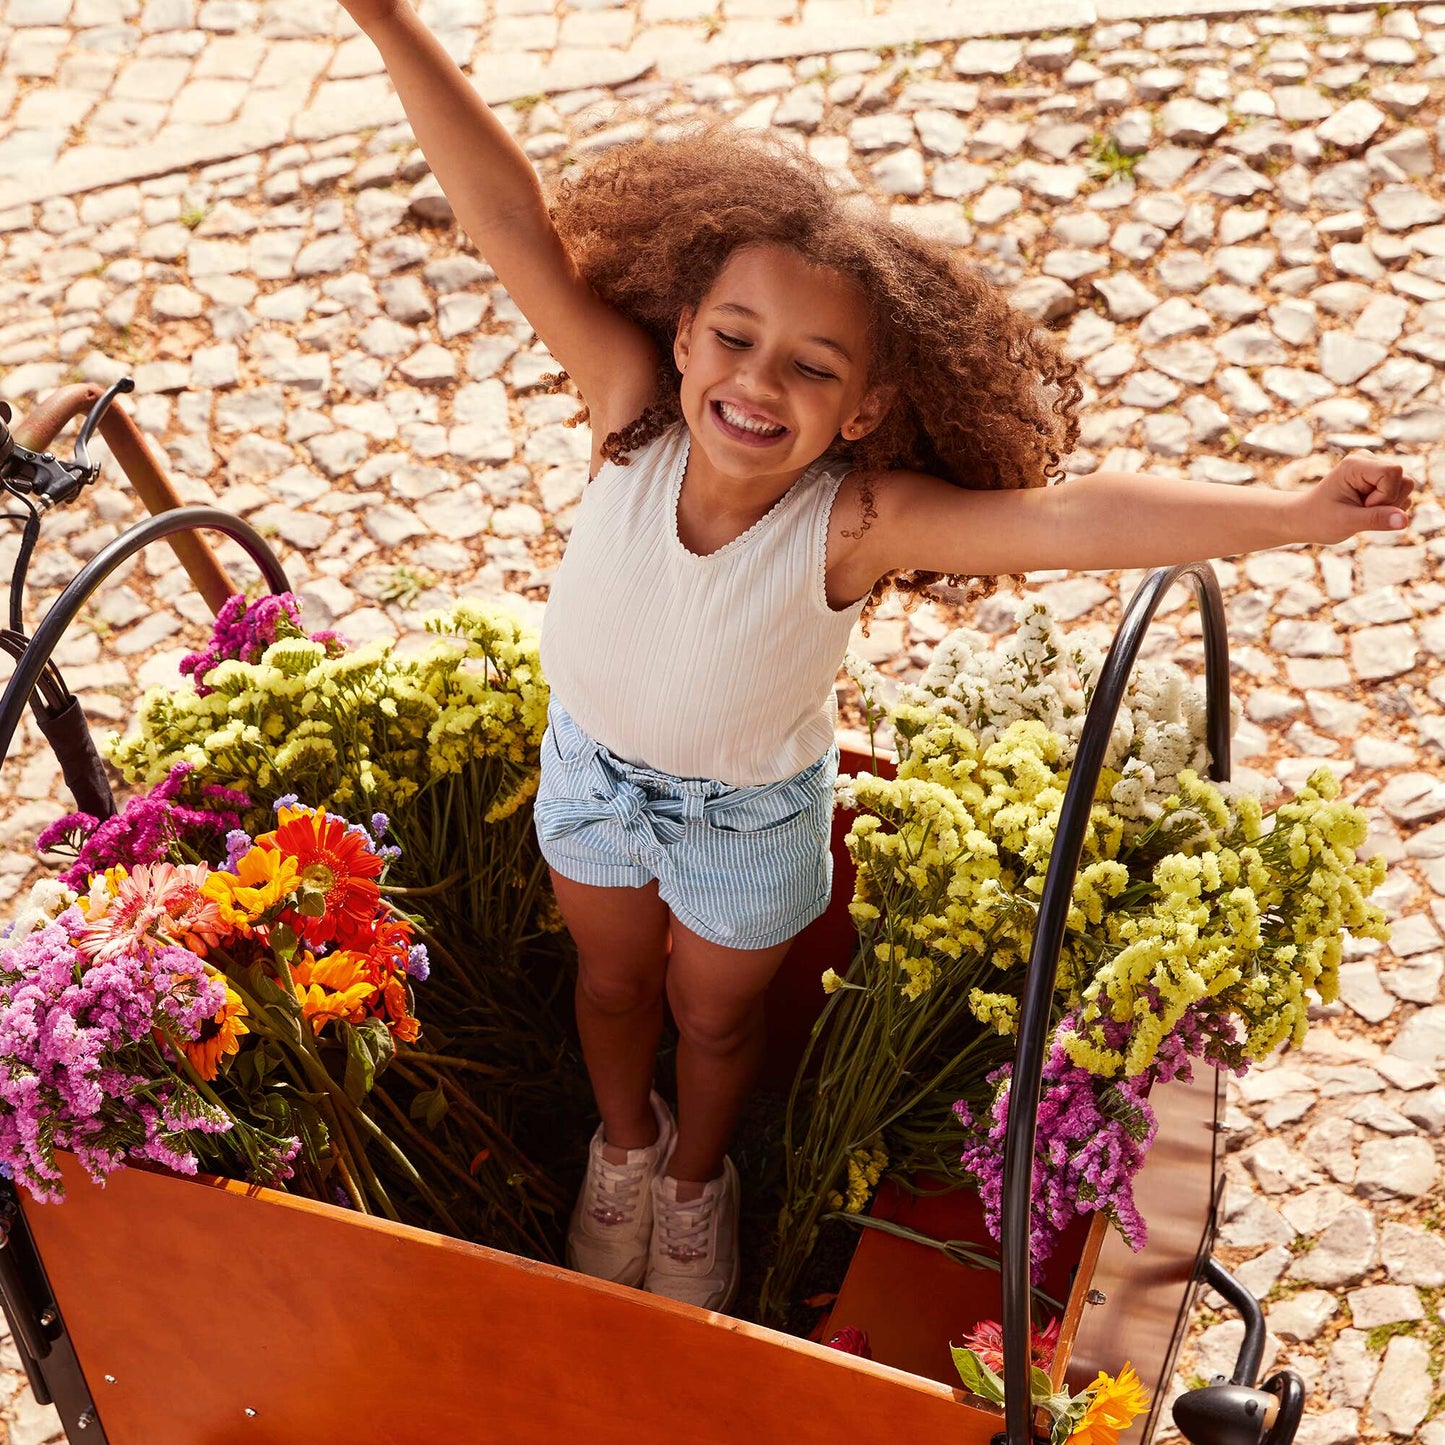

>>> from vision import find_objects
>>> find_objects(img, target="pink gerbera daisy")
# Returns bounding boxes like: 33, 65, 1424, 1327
78, 862, 226, 962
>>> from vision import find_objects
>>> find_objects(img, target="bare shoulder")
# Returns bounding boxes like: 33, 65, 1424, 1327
824, 465, 936, 604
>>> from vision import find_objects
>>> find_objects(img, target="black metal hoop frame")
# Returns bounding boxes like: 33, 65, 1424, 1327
999, 562, 1232, 1445
0, 507, 289, 768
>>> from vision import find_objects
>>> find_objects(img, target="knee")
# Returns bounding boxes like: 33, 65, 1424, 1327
576, 964, 663, 1018
670, 995, 762, 1057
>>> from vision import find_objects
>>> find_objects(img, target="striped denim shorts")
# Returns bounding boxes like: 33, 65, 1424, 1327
533, 696, 838, 951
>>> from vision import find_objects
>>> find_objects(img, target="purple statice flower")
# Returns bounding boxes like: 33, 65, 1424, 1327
308, 629, 347, 656
223, 829, 253, 872
0, 910, 233, 1202
405, 944, 430, 983
37, 764, 249, 888
180, 593, 302, 693
369, 813, 389, 840
956, 1018, 1169, 1280
272, 794, 300, 814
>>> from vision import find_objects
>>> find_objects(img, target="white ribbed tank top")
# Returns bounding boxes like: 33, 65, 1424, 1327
540, 421, 867, 787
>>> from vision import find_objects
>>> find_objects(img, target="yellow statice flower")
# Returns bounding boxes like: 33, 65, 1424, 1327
842, 1143, 888, 1214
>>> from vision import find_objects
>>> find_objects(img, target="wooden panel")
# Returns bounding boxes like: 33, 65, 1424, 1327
1066, 1064, 1223, 1442
29, 1156, 1006, 1445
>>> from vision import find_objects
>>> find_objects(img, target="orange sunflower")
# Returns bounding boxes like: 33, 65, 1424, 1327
291, 950, 377, 1031
202, 847, 300, 935
257, 805, 383, 947
1069, 1365, 1149, 1445
182, 981, 250, 1082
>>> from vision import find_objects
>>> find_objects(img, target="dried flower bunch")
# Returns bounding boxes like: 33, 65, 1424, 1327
764, 598, 1387, 1315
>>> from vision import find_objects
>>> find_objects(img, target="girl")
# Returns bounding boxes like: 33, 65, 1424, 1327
340, 0, 1413, 1312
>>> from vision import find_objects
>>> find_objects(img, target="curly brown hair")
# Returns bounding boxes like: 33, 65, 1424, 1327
544, 119, 1082, 621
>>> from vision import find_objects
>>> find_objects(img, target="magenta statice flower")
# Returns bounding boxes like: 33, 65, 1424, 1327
37, 764, 249, 888
952, 1010, 1234, 1280
179, 592, 347, 696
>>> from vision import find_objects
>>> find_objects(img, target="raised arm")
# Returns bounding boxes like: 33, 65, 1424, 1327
339, 1, 659, 432
853, 453, 1414, 580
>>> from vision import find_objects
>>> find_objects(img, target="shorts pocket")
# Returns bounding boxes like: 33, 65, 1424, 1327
546, 698, 593, 764
704, 751, 836, 838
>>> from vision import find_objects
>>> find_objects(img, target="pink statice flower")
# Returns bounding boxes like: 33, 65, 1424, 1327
952, 1010, 1239, 1280
78, 862, 224, 963
0, 909, 231, 1200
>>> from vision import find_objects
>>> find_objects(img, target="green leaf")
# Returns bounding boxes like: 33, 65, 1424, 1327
950, 1346, 1005, 1404
341, 1019, 395, 1104
1031, 1366, 1057, 1403
270, 921, 299, 963
425, 1088, 448, 1129
245, 960, 288, 1005
295, 889, 327, 920
409, 1085, 449, 1129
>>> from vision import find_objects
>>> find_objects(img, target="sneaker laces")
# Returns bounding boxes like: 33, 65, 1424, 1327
656, 1191, 714, 1264
586, 1155, 648, 1228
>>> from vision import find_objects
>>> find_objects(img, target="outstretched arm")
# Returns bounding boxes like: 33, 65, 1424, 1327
862, 453, 1414, 579
338, 1, 658, 425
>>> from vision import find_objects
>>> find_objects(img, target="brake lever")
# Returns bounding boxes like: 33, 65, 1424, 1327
0, 377, 135, 509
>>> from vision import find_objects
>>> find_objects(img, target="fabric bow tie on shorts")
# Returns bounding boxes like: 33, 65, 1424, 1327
536, 748, 703, 852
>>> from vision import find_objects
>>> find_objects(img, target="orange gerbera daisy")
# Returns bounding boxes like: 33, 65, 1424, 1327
1069, 1365, 1149, 1445
258, 806, 383, 947
182, 981, 250, 1082
291, 949, 377, 1031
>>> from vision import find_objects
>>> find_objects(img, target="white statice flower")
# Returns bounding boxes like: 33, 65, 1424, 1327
888, 594, 1254, 830
4, 878, 79, 943
843, 651, 893, 720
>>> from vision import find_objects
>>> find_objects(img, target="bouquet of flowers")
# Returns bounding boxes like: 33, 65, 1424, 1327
20, 747, 567, 1255
761, 600, 1388, 1319
953, 1318, 1150, 1445
94, 592, 586, 1247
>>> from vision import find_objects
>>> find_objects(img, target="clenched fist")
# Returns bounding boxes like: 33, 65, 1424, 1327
1299, 452, 1415, 545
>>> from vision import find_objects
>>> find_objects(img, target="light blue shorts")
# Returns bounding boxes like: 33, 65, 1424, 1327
533, 696, 837, 951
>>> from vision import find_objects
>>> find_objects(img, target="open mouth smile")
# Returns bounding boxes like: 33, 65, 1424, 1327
711, 399, 789, 445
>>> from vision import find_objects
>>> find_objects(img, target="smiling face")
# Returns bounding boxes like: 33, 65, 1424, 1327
673, 242, 892, 483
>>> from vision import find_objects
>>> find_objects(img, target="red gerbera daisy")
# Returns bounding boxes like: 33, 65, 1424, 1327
257, 805, 383, 947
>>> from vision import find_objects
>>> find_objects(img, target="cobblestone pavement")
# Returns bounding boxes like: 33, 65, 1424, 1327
4, 2, 1445, 1442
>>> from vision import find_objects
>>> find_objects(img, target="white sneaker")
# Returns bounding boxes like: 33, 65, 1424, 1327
645, 1157, 741, 1312
566, 1092, 676, 1287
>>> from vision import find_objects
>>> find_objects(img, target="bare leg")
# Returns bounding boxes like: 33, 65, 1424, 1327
550, 868, 672, 1153
663, 915, 795, 1194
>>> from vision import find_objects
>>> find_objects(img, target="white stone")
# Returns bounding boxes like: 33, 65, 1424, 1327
1381, 1223, 1445, 1287
1355, 1137, 1438, 1200
1367, 1337, 1432, 1437
1317, 100, 1386, 152
1347, 1284, 1424, 1329
1267, 1290, 1338, 1342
